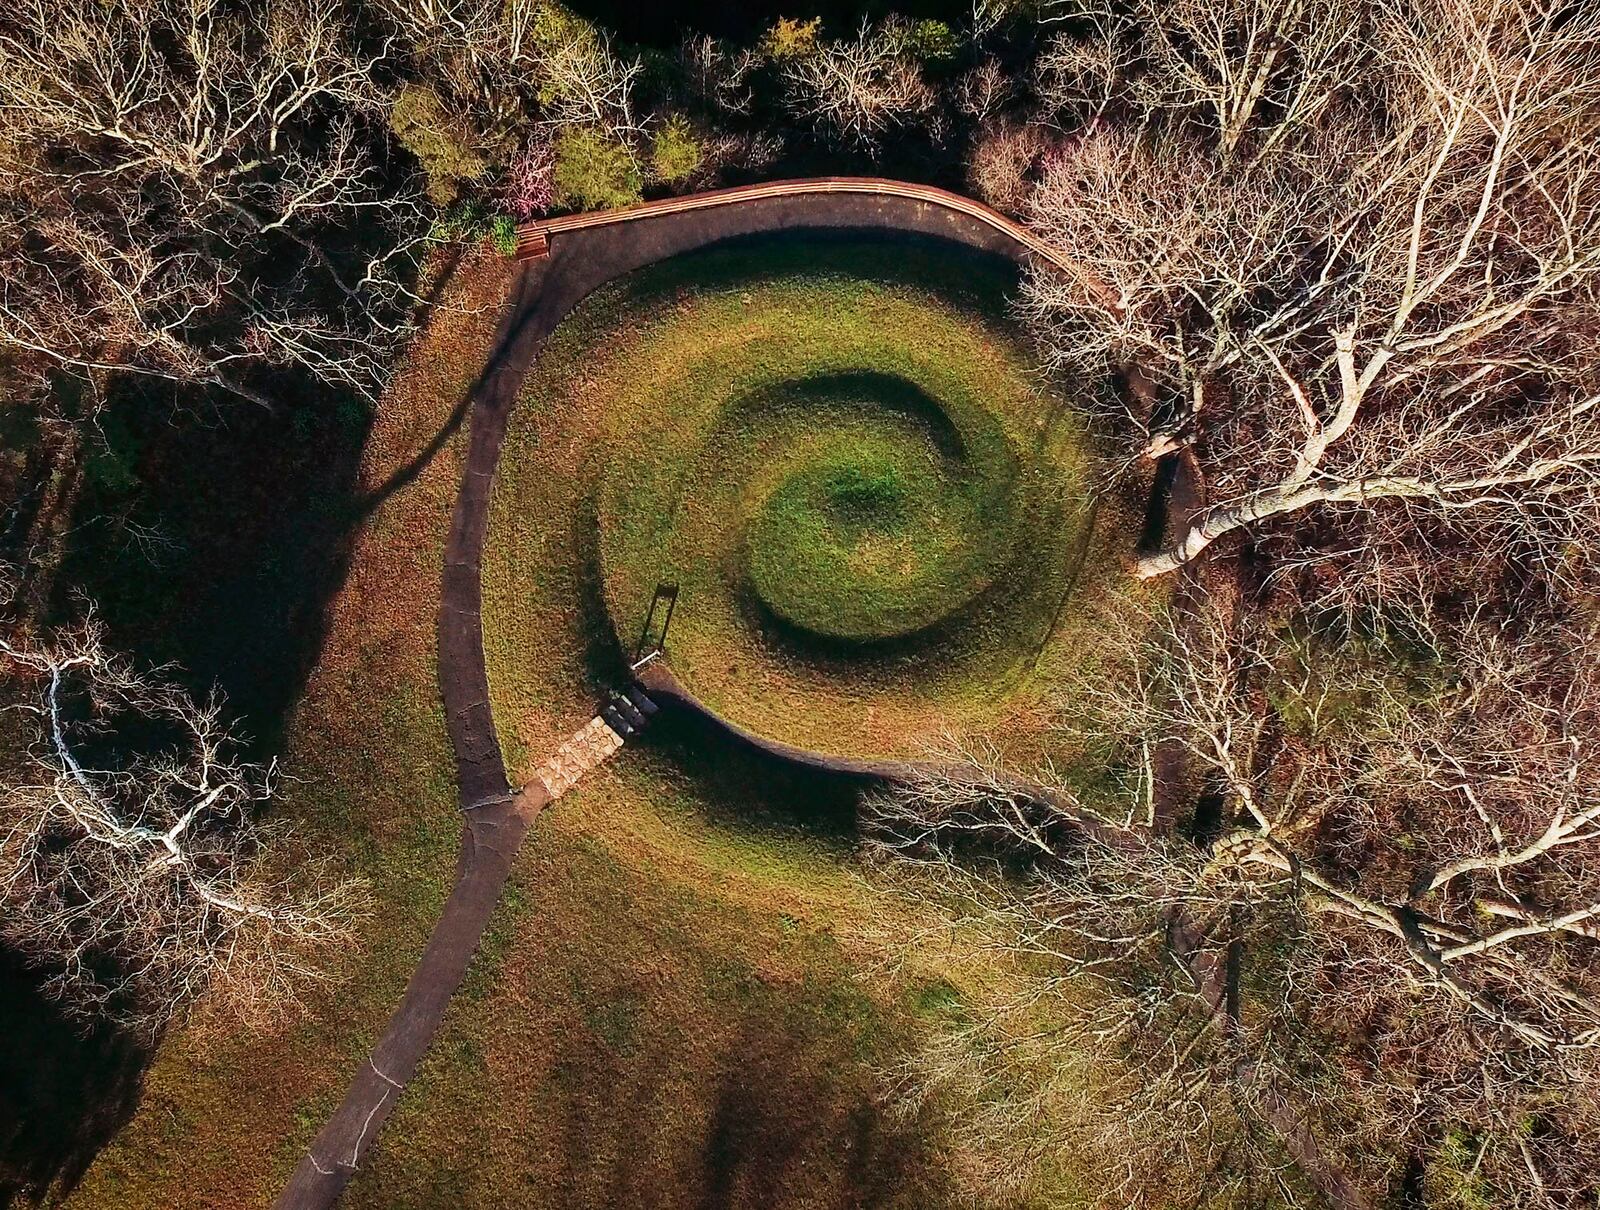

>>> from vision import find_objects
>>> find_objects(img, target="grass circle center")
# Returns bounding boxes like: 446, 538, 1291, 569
741, 373, 1015, 642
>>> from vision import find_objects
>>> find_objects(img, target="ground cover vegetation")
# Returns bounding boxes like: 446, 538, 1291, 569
4, 0, 1600, 1207
0, 1, 1045, 1200
42, 254, 993, 1210
484, 237, 1147, 761
0, 248, 496, 1204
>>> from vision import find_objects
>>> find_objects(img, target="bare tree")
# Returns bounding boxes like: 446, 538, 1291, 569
372, 0, 530, 126
681, 34, 761, 118
1035, 0, 1362, 145
522, 4, 641, 141
0, 208, 264, 408
0, 0, 429, 414
1023, 124, 1342, 453
865, 598, 1600, 1206
955, 57, 1011, 124
1130, 0, 1365, 164
0, 614, 363, 1036
967, 119, 1058, 214
1031, 9, 1133, 126
1023, 0, 1600, 584
782, 18, 938, 149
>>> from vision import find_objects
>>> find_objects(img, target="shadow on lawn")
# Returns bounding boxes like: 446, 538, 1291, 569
695, 1018, 942, 1210
533, 963, 952, 1210
0, 952, 147, 1209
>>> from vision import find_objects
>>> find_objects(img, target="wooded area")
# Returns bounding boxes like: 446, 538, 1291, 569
869, 1, 1600, 1205
3, 1, 1598, 1207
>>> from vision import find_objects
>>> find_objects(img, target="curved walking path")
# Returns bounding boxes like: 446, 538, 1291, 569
275, 181, 1070, 1210
517, 176, 1096, 283
275, 179, 1362, 1210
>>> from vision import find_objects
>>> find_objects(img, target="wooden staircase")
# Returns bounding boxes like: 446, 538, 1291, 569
514, 227, 549, 261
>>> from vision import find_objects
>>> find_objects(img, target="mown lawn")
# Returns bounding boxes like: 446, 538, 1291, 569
337, 747, 970, 1210
63, 241, 1091, 1209
62, 249, 512, 1210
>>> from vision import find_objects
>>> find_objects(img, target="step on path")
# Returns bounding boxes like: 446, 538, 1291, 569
532, 687, 658, 801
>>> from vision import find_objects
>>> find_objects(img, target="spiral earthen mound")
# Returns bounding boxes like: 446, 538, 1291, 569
485, 237, 1113, 761
282, 182, 1161, 1210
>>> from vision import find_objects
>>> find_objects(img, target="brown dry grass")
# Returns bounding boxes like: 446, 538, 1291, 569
65, 249, 512, 1208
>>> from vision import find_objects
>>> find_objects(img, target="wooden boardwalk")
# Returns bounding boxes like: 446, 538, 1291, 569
532, 715, 624, 799
532, 687, 660, 800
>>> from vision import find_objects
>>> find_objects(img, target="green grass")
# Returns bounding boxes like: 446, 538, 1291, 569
338, 749, 970, 1210
484, 237, 1147, 762
739, 378, 1008, 641
62, 239, 1148, 1210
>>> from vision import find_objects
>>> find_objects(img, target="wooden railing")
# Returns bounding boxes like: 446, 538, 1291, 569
515, 176, 1082, 279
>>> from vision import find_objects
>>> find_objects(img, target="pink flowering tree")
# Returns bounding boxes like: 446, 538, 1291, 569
503, 137, 556, 220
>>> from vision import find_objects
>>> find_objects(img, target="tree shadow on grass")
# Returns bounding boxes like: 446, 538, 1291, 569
0, 951, 148, 1208
0, 252, 501, 1204
694, 1023, 939, 1210
0, 378, 386, 1203
532, 983, 951, 1210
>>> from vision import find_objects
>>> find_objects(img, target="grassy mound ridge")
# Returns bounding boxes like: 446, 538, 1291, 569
486, 237, 1133, 761
738, 372, 1011, 641
655, 369, 1018, 643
